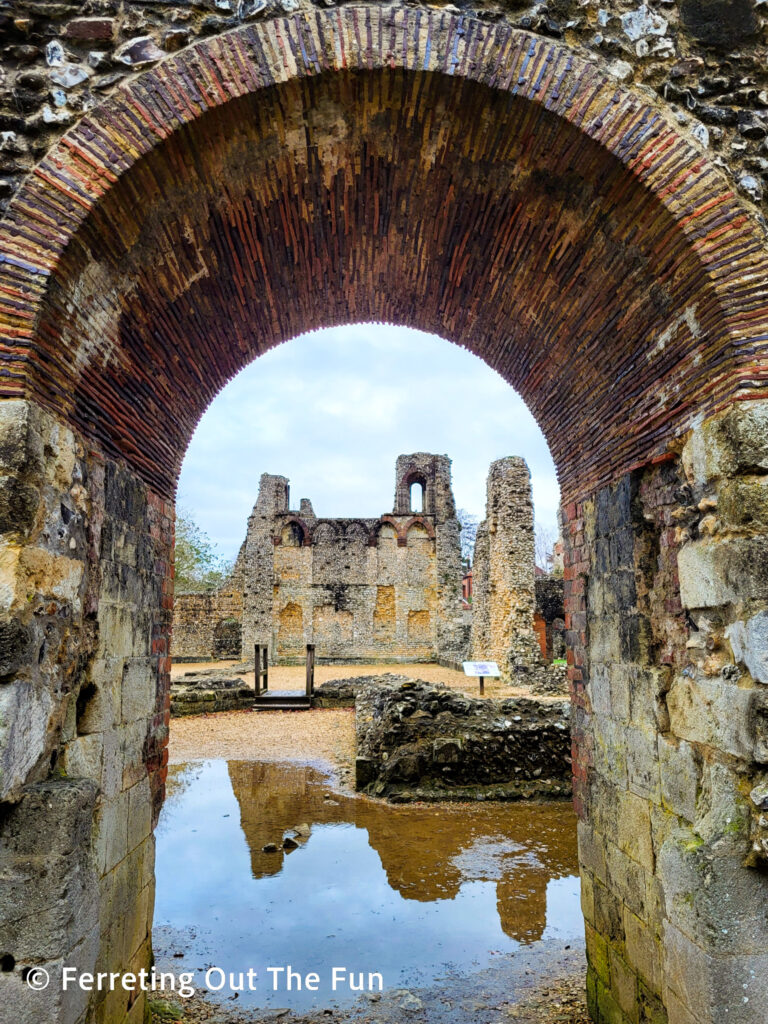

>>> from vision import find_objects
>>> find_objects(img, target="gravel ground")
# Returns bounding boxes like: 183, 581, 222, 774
149, 950, 590, 1024
171, 661, 562, 702
168, 705, 356, 778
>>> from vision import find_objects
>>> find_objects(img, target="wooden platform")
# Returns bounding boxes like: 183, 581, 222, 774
252, 690, 311, 711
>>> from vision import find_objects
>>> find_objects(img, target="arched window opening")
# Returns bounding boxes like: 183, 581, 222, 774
410, 481, 424, 514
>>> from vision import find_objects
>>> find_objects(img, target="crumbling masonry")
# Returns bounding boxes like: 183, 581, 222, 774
0, 4, 768, 1024
471, 457, 546, 682
175, 454, 466, 664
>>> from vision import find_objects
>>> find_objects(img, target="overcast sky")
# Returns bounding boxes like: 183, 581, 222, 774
177, 324, 560, 562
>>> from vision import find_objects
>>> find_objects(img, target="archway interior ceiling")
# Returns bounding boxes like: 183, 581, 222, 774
11, 65, 761, 500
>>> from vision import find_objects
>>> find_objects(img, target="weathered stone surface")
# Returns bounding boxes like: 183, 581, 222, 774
728, 612, 768, 685
177, 455, 466, 666
170, 671, 254, 716
354, 676, 571, 801
471, 458, 546, 681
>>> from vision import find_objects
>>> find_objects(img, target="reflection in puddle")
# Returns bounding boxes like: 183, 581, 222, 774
154, 760, 581, 1010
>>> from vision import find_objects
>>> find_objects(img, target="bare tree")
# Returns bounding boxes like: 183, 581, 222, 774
534, 521, 556, 573
457, 508, 480, 569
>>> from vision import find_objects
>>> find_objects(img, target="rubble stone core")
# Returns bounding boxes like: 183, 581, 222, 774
471, 457, 544, 681
0, 7, 767, 1024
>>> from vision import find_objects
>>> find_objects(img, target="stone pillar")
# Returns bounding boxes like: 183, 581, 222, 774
573, 399, 768, 1024
471, 457, 542, 680
240, 473, 288, 660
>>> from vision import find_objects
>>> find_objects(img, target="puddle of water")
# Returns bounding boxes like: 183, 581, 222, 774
154, 760, 581, 1010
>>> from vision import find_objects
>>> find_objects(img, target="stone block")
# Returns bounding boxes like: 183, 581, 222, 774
624, 908, 663, 994
586, 921, 611, 985
659, 833, 768, 955
605, 841, 649, 921
95, 790, 130, 875
727, 611, 768, 684
718, 477, 768, 532
625, 725, 660, 804
581, 869, 596, 926
61, 732, 104, 783
679, 536, 768, 609
658, 736, 699, 823
0, 400, 43, 478
0, 677, 52, 799
594, 871, 626, 944
663, 922, 768, 1024
592, 715, 629, 790
127, 777, 152, 853
609, 946, 639, 1021
666, 674, 754, 761
121, 656, 156, 724
617, 790, 655, 871
578, 820, 607, 884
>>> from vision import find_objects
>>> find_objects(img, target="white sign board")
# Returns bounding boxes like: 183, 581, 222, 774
462, 661, 500, 677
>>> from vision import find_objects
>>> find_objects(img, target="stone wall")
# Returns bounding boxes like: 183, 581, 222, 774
471, 458, 545, 681
171, 588, 242, 661
353, 675, 572, 801
567, 400, 768, 1024
3, 0, 768, 225
176, 454, 467, 666
0, 400, 170, 1024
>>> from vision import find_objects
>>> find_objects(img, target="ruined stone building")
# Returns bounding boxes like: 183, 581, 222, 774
3, 3, 768, 1023
173, 454, 467, 664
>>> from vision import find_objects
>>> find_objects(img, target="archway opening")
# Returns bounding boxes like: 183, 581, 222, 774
1, 14, 766, 1024
161, 322, 576, 1016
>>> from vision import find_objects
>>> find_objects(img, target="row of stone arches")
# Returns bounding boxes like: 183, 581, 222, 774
276, 515, 436, 547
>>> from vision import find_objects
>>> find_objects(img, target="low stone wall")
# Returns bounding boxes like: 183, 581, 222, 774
352, 677, 571, 802
170, 670, 254, 717
172, 589, 243, 661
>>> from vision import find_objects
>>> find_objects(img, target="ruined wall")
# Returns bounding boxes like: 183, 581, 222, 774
236, 454, 465, 664
171, 588, 242, 660
0, 400, 170, 1024
4, 1, 768, 226
566, 400, 768, 1024
471, 458, 544, 680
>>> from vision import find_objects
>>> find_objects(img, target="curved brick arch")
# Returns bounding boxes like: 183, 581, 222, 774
403, 516, 436, 541
0, 9, 766, 503
276, 516, 312, 546
0, 11, 767, 1024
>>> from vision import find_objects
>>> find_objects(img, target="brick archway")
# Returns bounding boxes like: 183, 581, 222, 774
0, 9, 767, 1024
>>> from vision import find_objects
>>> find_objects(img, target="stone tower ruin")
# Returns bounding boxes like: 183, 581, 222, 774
471, 457, 544, 681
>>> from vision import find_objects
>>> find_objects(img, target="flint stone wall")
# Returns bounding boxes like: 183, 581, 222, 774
471, 457, 547, 681
353, 675, 572, 801
3, 0, 768, 223
174, 454, 467, 666
172, 589, 243, 661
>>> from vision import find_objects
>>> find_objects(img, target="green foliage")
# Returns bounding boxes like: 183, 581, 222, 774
174, 507, 232, 594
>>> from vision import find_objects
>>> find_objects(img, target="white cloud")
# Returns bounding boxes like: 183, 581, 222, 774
177, 325, 560, 561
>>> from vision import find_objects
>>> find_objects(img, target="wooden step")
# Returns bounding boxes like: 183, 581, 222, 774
252, 691, 311, 711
